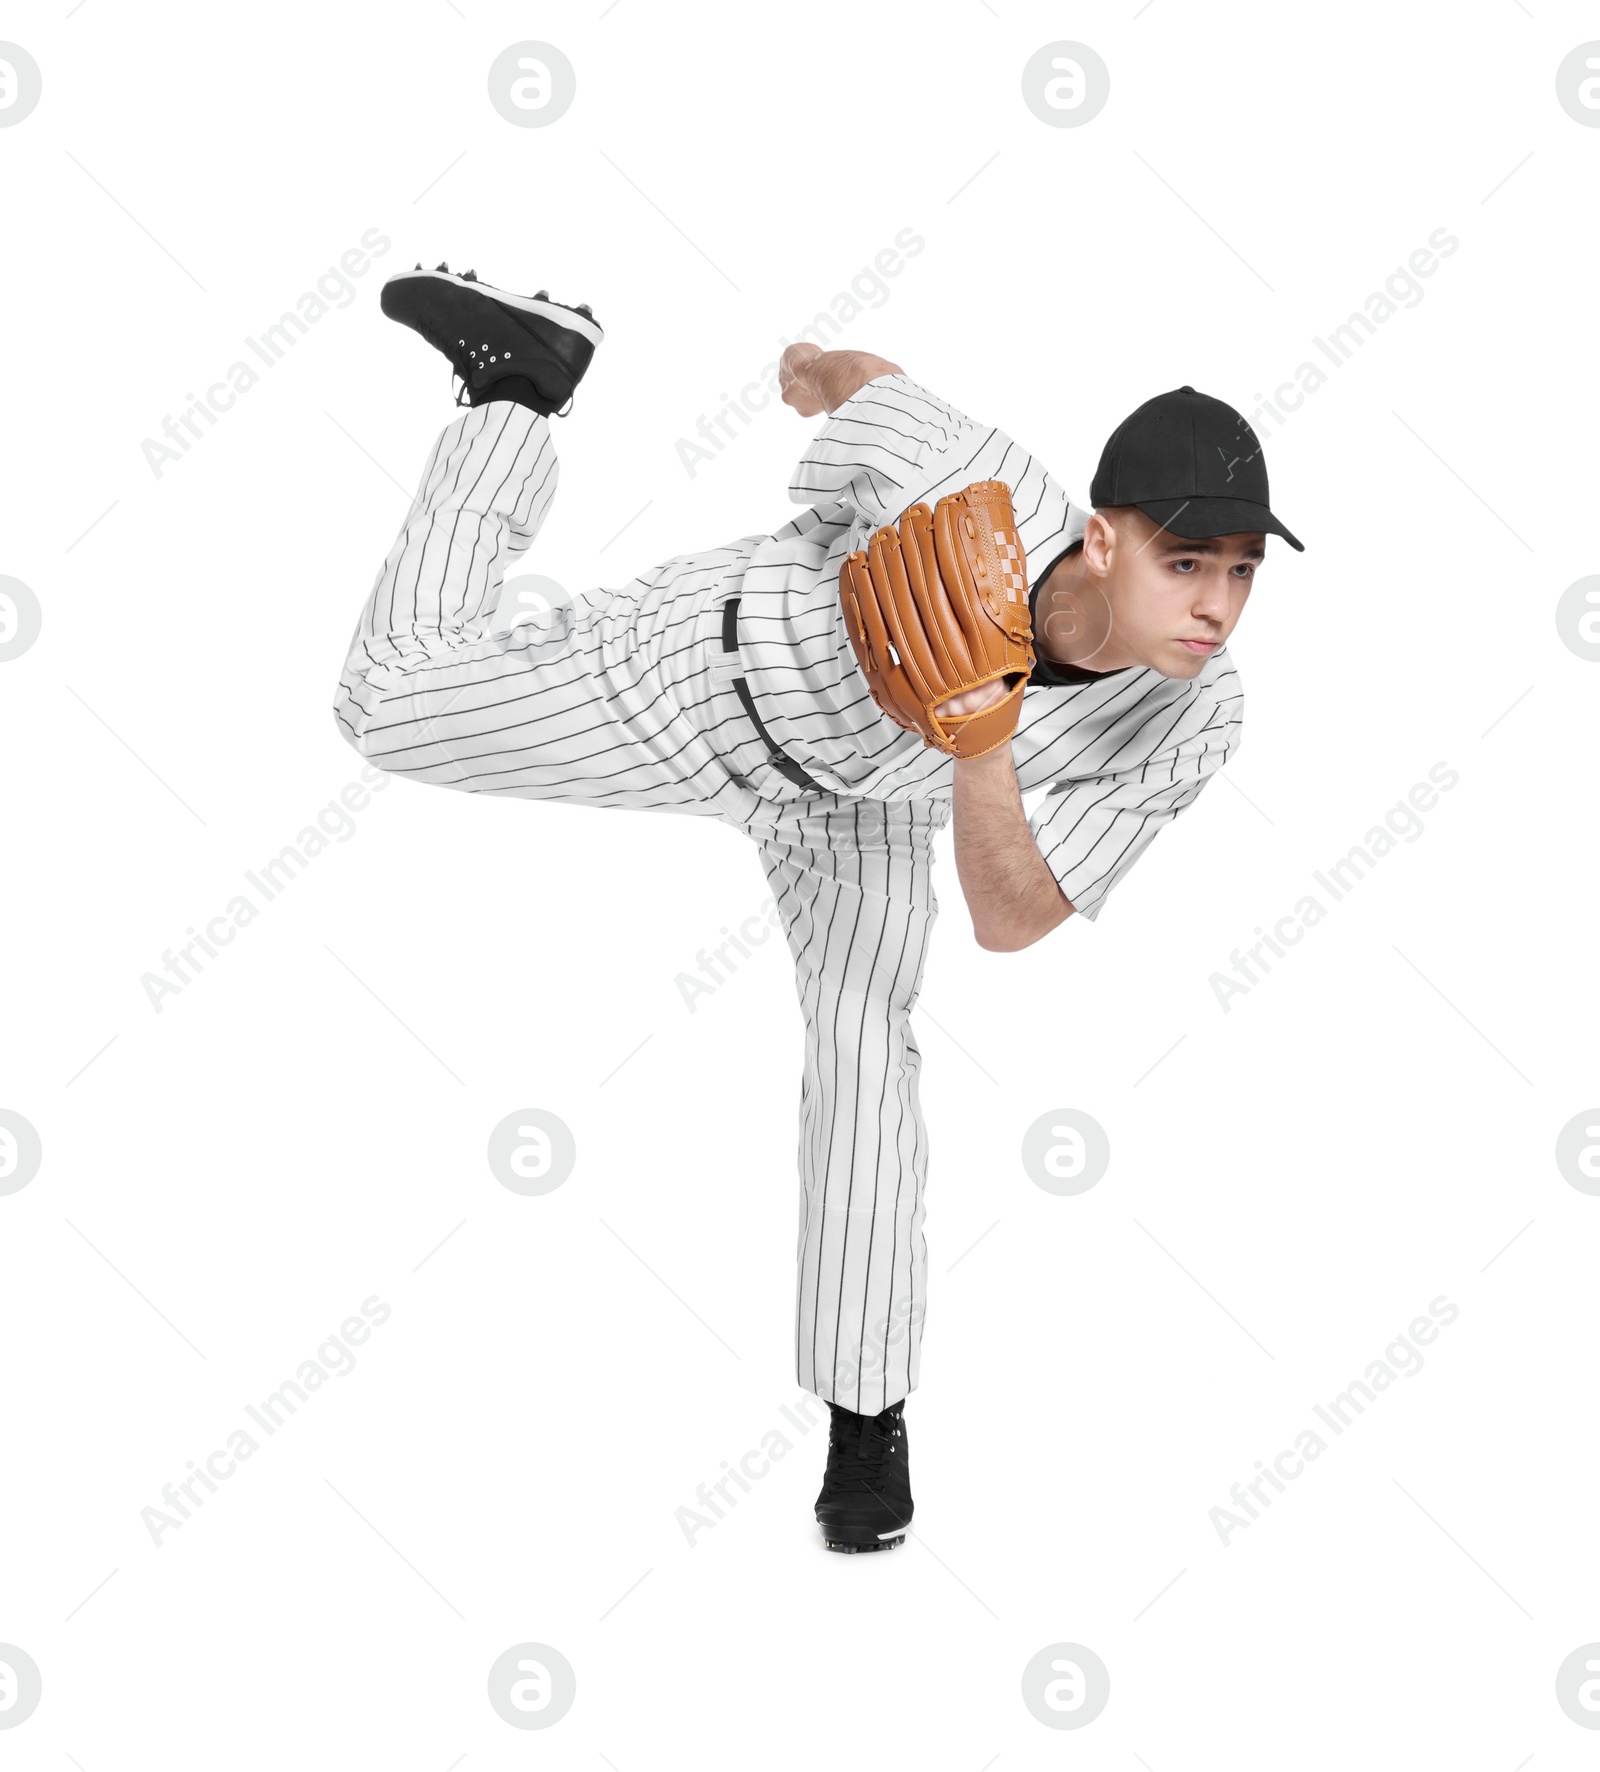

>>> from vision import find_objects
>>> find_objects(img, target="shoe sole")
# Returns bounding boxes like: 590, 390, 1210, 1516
820, 1531, 907, 1554
818, 1521, 911, 1553
381, 268, 604, 346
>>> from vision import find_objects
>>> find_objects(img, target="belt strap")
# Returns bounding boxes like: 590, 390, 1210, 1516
721, 597, 822, 792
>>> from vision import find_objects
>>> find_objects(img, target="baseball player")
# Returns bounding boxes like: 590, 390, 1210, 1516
334, 264, 1303, 1553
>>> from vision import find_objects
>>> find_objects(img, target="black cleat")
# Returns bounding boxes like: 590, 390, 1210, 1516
814, 1399, 914, 1553
379, 266, 605, 417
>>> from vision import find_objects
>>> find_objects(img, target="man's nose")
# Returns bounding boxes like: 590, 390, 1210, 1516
1192, 571, 1232, 621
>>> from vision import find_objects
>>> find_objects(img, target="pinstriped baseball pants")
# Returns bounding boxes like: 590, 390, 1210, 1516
753, 802, 938, 1412
337, 403, 942, 1410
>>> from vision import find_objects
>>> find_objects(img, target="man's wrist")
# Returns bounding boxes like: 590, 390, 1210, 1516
952, 745, 1017, 780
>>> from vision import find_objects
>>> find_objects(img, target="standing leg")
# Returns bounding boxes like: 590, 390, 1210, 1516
753, 799, 944, 1413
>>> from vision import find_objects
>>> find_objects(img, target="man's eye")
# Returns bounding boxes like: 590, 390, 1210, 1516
1232, 563, 1256, 579
1172, 558, 1197, 573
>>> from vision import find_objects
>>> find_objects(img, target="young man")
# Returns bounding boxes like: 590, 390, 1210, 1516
334, 266, 1303, 1554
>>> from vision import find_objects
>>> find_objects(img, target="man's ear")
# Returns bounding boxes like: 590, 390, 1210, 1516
1080, 510, 1117, 577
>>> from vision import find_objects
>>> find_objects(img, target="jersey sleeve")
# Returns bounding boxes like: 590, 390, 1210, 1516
787, 373, 986, 531
1029, 677, 1244, 922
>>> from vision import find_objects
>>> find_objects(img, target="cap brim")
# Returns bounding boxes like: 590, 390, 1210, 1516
1134, 496, 1304, 553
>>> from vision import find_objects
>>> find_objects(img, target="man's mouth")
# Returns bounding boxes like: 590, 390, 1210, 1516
1178, 637, 1218, 654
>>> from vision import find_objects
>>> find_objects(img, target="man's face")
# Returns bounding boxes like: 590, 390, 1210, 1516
1078, 507, 1264, 680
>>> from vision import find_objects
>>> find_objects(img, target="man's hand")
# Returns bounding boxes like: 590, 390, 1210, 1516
934, 679, 1011, 721
780, 344, 903, 417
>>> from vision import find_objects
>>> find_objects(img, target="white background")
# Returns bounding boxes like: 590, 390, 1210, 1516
3, 0, 1598, 1764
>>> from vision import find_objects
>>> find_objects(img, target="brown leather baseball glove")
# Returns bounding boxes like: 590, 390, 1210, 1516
838, 481, 1036, 759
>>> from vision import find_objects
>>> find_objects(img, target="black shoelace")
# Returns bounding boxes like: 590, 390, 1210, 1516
823, 1406, 904, 1497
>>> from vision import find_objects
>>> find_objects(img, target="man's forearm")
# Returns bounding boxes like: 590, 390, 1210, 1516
951, 750, 1074, 950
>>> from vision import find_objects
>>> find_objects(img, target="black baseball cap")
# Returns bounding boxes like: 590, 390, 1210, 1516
1090, 385, 1304, 552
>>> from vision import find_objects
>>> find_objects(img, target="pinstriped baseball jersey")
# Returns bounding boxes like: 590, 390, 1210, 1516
723, 372, 1244, 921
333, 373, 1241, 1413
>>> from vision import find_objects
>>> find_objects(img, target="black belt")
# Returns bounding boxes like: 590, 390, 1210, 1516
721, 596, 822, 792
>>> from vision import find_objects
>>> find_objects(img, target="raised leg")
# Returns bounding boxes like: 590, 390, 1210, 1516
334, 403, 713, 814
